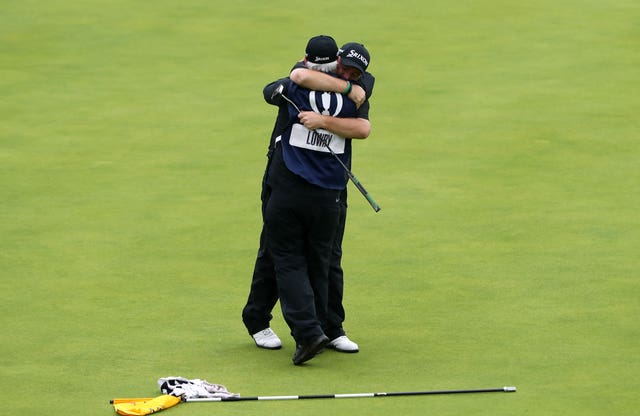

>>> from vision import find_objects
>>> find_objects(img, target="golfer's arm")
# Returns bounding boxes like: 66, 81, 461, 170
290, 68, 350, 93
321, 117, 371, 139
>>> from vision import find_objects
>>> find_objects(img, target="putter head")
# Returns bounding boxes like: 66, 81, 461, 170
271, 84, 284, 100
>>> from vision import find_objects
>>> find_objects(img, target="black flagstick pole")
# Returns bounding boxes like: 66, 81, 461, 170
184, 386, 517, 402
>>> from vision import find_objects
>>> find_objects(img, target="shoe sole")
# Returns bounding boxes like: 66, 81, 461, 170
254, 340, 282, 350
326, 345, 359, 353
255, 344, 282, 350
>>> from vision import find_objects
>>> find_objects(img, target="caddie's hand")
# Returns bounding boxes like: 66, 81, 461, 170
348, 84, 366, 108
298, 111, 324, 130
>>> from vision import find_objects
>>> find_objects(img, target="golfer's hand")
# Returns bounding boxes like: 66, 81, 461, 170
348, 85, 366, 108
298, 111, 325, 130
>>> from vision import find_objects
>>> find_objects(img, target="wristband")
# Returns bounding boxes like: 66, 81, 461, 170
343, 81, 352, 95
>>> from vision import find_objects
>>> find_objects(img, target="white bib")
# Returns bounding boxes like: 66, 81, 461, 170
289, 123, 346, 154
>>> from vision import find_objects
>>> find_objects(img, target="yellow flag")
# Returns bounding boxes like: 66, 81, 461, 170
112, 395, 181, 416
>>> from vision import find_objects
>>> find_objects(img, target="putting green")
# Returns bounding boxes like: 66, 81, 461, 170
1, 1, 638, 415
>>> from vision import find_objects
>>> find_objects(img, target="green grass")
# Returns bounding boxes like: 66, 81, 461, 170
1, 1, 638, 415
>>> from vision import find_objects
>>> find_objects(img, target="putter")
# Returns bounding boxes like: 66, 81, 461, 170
271, 84, 381, 212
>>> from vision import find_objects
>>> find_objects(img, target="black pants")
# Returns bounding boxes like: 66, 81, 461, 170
241, 158, 279, 335
248, 146, 341, 343
326, 196, 347, 339
242, 153, 348, 340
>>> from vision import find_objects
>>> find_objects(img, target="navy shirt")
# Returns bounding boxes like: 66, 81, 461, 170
263, 64, 374, 155
278, 81, 358, 189
261, 66, 374, 189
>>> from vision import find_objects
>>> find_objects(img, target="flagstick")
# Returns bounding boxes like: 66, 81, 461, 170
184, 387, 517, 402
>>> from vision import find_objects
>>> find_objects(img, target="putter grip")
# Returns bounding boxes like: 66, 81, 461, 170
366, 194, 381, 212
351, 174, 381, 212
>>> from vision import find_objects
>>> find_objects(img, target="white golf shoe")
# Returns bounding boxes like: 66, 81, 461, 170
252, 328, 282, 350
327, 335, 359, 353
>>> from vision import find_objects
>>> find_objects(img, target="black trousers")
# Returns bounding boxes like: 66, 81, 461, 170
248, 146, 341, 343
242, 151, 348, 340
241, 158, 279, 335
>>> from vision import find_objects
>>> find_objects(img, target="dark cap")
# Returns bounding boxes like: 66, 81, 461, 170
339, 42, 370, 75
305, 35, 339, 64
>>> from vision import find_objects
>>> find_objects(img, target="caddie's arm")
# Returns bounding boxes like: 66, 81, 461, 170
297, 111, 371, 139
290, 68, 366, 108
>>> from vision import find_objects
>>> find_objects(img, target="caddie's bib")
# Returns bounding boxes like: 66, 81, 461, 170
289, 124, 346, 154
279, 82, 358, 190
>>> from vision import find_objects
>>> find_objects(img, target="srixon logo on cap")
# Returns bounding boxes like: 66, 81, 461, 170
346, 49, 368, 67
